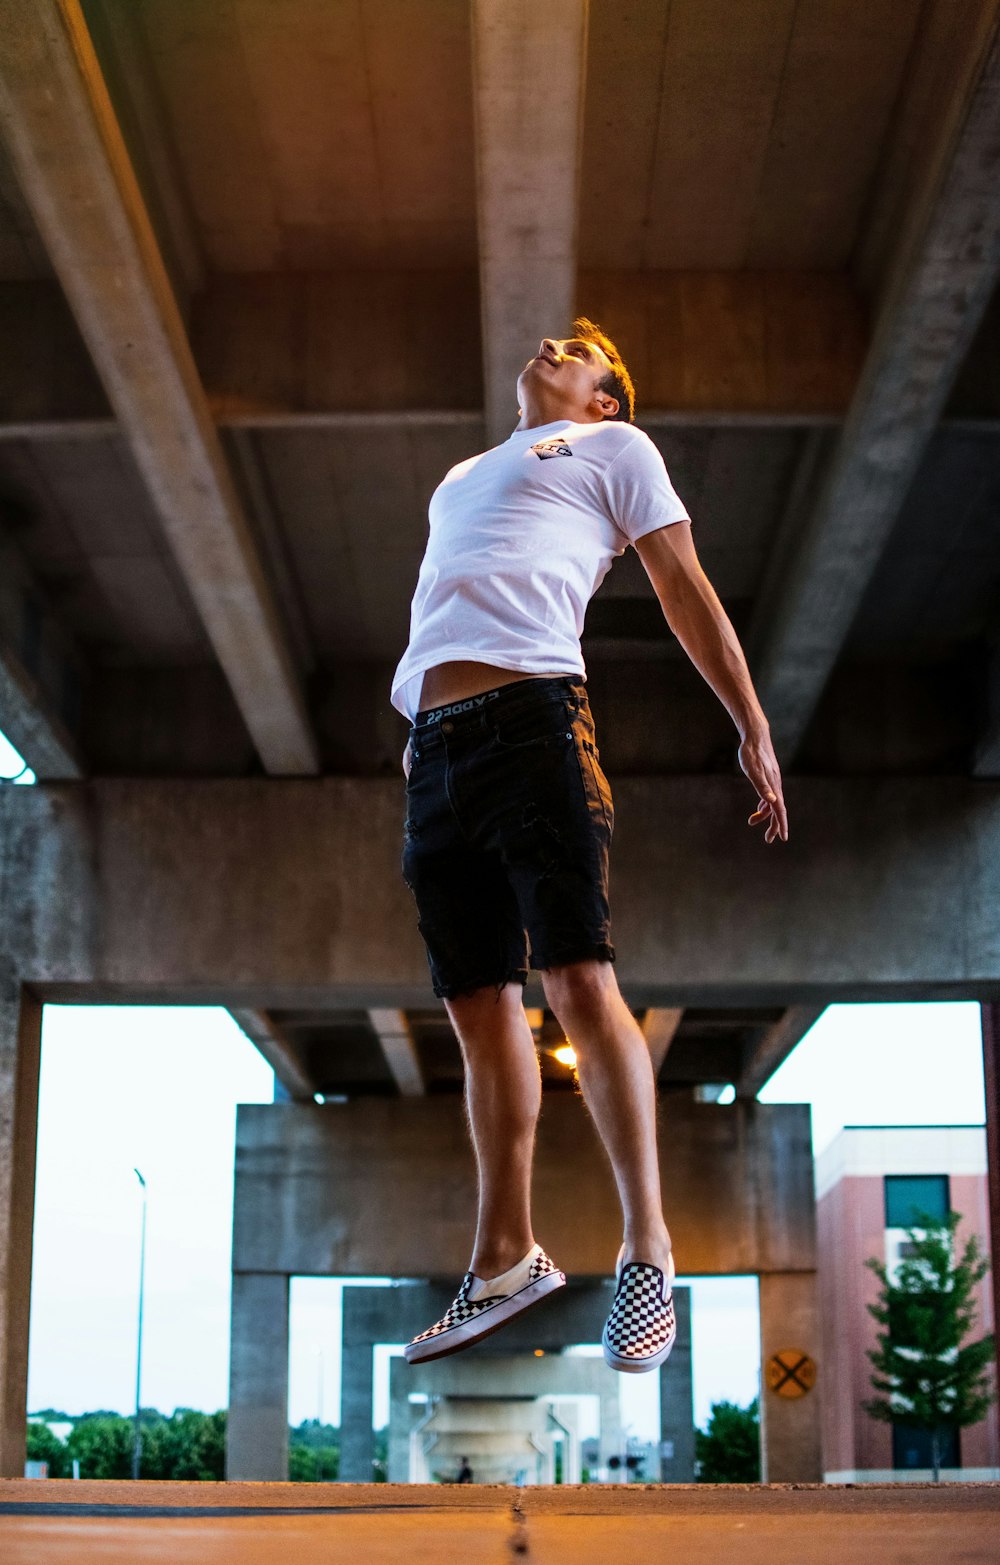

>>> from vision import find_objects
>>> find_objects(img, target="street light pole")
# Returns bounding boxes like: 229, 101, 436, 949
132, 1169, 147, 1481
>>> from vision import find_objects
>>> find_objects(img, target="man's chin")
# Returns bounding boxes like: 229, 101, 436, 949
519, 359, 550, 392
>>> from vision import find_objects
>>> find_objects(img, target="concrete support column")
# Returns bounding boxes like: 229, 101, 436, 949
0, 985, 42, 1479
596, 1379, 622, 1476
339, 1339, 375, 1482
758, 1272, 823, 1482
226, 1272, 289, 1479
982, 1003, 1000, 1403
660, 1286, 695, 1481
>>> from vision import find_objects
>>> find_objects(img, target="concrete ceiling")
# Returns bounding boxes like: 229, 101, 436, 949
233, 1003, 815, 1100
0, 0, 997, 790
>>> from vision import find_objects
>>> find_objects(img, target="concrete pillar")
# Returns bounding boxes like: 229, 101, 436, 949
758, 1272, 823, 1482
597, 1378, 622, 1475
982, 1003, 1000, 1407
226, 1272, 289, 1479
388, 1359, 414, 1482
339, 1340, 375, 1482
660, 1286, 695, 1481
0, 985, 42, 1479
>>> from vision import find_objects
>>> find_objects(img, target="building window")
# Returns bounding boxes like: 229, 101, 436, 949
884, 1174, 949, 1229
892, 1423, 960, 1472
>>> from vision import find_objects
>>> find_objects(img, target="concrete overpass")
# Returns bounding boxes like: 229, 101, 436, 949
0, 0, 999, 1489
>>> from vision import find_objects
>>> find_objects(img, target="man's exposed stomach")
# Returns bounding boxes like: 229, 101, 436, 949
418, 661, 565, 711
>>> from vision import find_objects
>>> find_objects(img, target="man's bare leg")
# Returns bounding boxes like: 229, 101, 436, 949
445, 983, 542, 1279
541, 958, 672, 1270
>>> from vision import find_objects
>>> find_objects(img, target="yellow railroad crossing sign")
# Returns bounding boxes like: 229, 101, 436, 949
766, 1349, 817, 1398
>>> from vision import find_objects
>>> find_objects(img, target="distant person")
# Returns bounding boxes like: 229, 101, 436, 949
393, 321, 787, 1374
456, 1455, 474, 1484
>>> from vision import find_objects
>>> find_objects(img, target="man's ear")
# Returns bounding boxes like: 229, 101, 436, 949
593, 389, 620, 420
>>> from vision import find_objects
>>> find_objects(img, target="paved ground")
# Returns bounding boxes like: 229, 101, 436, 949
1, 1480, 998, 1563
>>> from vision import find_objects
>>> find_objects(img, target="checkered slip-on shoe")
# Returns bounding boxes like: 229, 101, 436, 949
602, 1245, 677, 1374
404, 1243, 565, 1365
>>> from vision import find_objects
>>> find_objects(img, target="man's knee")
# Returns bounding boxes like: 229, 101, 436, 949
541, 957, 618, 1026
445, 980, 527, 1041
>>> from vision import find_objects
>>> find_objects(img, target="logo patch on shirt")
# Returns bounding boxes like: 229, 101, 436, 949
531, 438, 573, 460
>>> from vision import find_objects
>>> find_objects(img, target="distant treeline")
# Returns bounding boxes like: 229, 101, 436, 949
26, 1413, 362, 1481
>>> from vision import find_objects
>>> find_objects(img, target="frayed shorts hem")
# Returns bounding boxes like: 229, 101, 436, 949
533, 940, 616, 972
431, 942, 615, 1001
432, 967, 530, 1002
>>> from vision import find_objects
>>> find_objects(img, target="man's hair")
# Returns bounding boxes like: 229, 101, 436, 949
573, 316, 635, 423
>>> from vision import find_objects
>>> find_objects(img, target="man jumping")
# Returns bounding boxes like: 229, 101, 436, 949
391, 319, 787, 1374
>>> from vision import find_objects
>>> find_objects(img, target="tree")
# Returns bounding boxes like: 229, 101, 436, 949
865, 1210, 996, 1481
372, 1425, 388, 1483
26, 1422, 68, 1477
140, 1410, 226, 1480
288, 1419, 339, 1482
66, 1415, 134, 1479
695, 1399, 760, 1482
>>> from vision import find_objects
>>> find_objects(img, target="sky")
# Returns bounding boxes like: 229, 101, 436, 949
0, 729, 35, 784
26, 999, 987, 1444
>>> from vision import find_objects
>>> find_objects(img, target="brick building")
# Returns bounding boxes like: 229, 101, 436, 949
817, 1126, 998, 1481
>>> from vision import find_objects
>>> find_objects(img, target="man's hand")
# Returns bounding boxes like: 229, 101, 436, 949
402, 740, 412, 780
738, 727, 787, 844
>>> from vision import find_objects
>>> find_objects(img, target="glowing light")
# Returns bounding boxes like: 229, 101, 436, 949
534, 1349, 545, 1357
716, 1084, 736, 1105
553, 1045, 577, 1068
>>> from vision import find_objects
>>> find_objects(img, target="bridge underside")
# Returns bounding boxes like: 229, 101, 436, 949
2, 0, 1000, 1497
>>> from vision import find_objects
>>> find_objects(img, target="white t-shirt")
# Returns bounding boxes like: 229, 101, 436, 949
390, 418, 690, 719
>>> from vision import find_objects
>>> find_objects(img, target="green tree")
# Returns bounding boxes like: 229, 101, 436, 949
26, 1422, 68, 1477
141, 1410, 226, 1480
288, 1419, 339, 1481
66, 1415, 134, 1479
695, 1399, 760, 1482
865, 1210, 996, 1481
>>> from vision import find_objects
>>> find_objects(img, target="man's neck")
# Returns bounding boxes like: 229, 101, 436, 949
515, 403, 602, 431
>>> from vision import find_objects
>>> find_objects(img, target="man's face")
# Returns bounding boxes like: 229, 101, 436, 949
517, 336, 618, 419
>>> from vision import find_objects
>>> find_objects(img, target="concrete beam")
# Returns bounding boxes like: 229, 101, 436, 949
750, 17, 1000, 758
0, 532, 86, 779
473, 0, 587, 446
229, 1008, 316, 1104
3, 777, 1000, 1005
80, 0, 205, 309
232, 1097, 815, 1279
368, 1008, 425, 1097
642, 1007, 684, 1074
0, 0, 318, 775
736, 1005, 826, 1101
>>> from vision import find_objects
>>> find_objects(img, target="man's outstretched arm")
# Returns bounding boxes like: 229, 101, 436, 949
635, 520, 788, 844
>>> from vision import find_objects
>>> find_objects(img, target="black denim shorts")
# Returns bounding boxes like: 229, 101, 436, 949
401, 676, 615, 1000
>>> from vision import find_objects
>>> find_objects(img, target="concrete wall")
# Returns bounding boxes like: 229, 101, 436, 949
3, 777, 1000, 1005
231, 1097, 815, 1279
